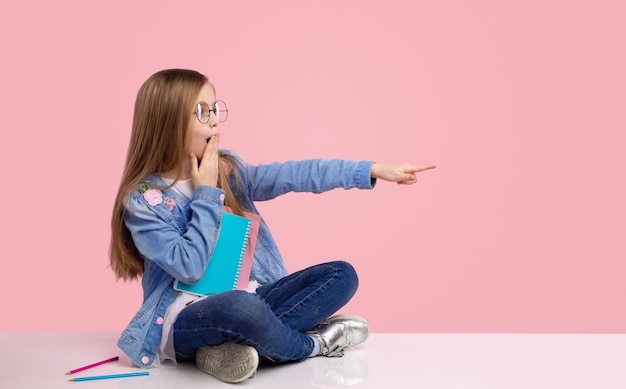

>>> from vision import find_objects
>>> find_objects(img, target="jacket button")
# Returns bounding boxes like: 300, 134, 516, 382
141, 356, 150, 365
156, 317, 164, 325
219, 194, 225, 202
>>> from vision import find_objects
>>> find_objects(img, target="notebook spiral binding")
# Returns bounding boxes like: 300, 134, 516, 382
232, 227, 251, 288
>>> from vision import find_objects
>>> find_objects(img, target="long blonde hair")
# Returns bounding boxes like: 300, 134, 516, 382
110, 69, 245, 281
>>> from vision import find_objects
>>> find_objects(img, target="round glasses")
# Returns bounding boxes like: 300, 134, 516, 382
194, 100, 228, 124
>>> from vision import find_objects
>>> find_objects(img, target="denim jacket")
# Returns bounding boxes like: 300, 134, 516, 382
117, 150, 376, 367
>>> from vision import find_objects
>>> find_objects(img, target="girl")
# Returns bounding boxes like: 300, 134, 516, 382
109, 69, 435, 383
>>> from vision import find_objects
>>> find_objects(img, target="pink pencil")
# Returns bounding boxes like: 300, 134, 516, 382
65, 356, 119, 375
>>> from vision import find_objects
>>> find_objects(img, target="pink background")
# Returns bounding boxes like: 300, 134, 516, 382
1, 0, 624, 333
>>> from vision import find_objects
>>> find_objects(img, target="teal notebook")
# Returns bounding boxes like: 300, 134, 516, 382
174, 212, 252, 296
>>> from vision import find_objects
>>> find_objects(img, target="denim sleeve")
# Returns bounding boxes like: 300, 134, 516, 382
224, 151, 376, 201
123, 185, 225, 283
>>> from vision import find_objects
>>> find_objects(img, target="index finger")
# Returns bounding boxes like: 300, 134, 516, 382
405, 164, 437, 173
201, 133, 220, 156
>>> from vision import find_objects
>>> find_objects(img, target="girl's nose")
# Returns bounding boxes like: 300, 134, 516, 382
209, 111, 219, 127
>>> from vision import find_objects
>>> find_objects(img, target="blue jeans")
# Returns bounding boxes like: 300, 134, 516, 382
173, 261, 359, 362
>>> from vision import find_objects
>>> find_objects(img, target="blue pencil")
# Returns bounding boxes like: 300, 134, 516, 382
68, 371, 149, 382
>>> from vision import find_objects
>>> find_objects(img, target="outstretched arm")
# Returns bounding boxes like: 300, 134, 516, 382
370, 163, 437, 185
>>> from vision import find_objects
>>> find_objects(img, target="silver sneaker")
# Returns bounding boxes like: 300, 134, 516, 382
307, 314, 370, 357
195, 341, 259, 383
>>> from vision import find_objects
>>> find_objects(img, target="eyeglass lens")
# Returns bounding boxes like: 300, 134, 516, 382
196, 100, 228, 123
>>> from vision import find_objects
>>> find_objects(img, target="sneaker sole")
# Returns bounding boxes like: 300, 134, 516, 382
196, 342, 259, 383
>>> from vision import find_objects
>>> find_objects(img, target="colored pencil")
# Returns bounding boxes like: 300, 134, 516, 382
65, 356, 119, 375
68, 371, 149, 382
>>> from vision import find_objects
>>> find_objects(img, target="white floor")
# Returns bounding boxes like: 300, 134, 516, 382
2, 332, 626, 388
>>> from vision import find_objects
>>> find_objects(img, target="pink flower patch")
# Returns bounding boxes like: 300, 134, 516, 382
143, 188, 163, 206
164, 197, 176, 211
